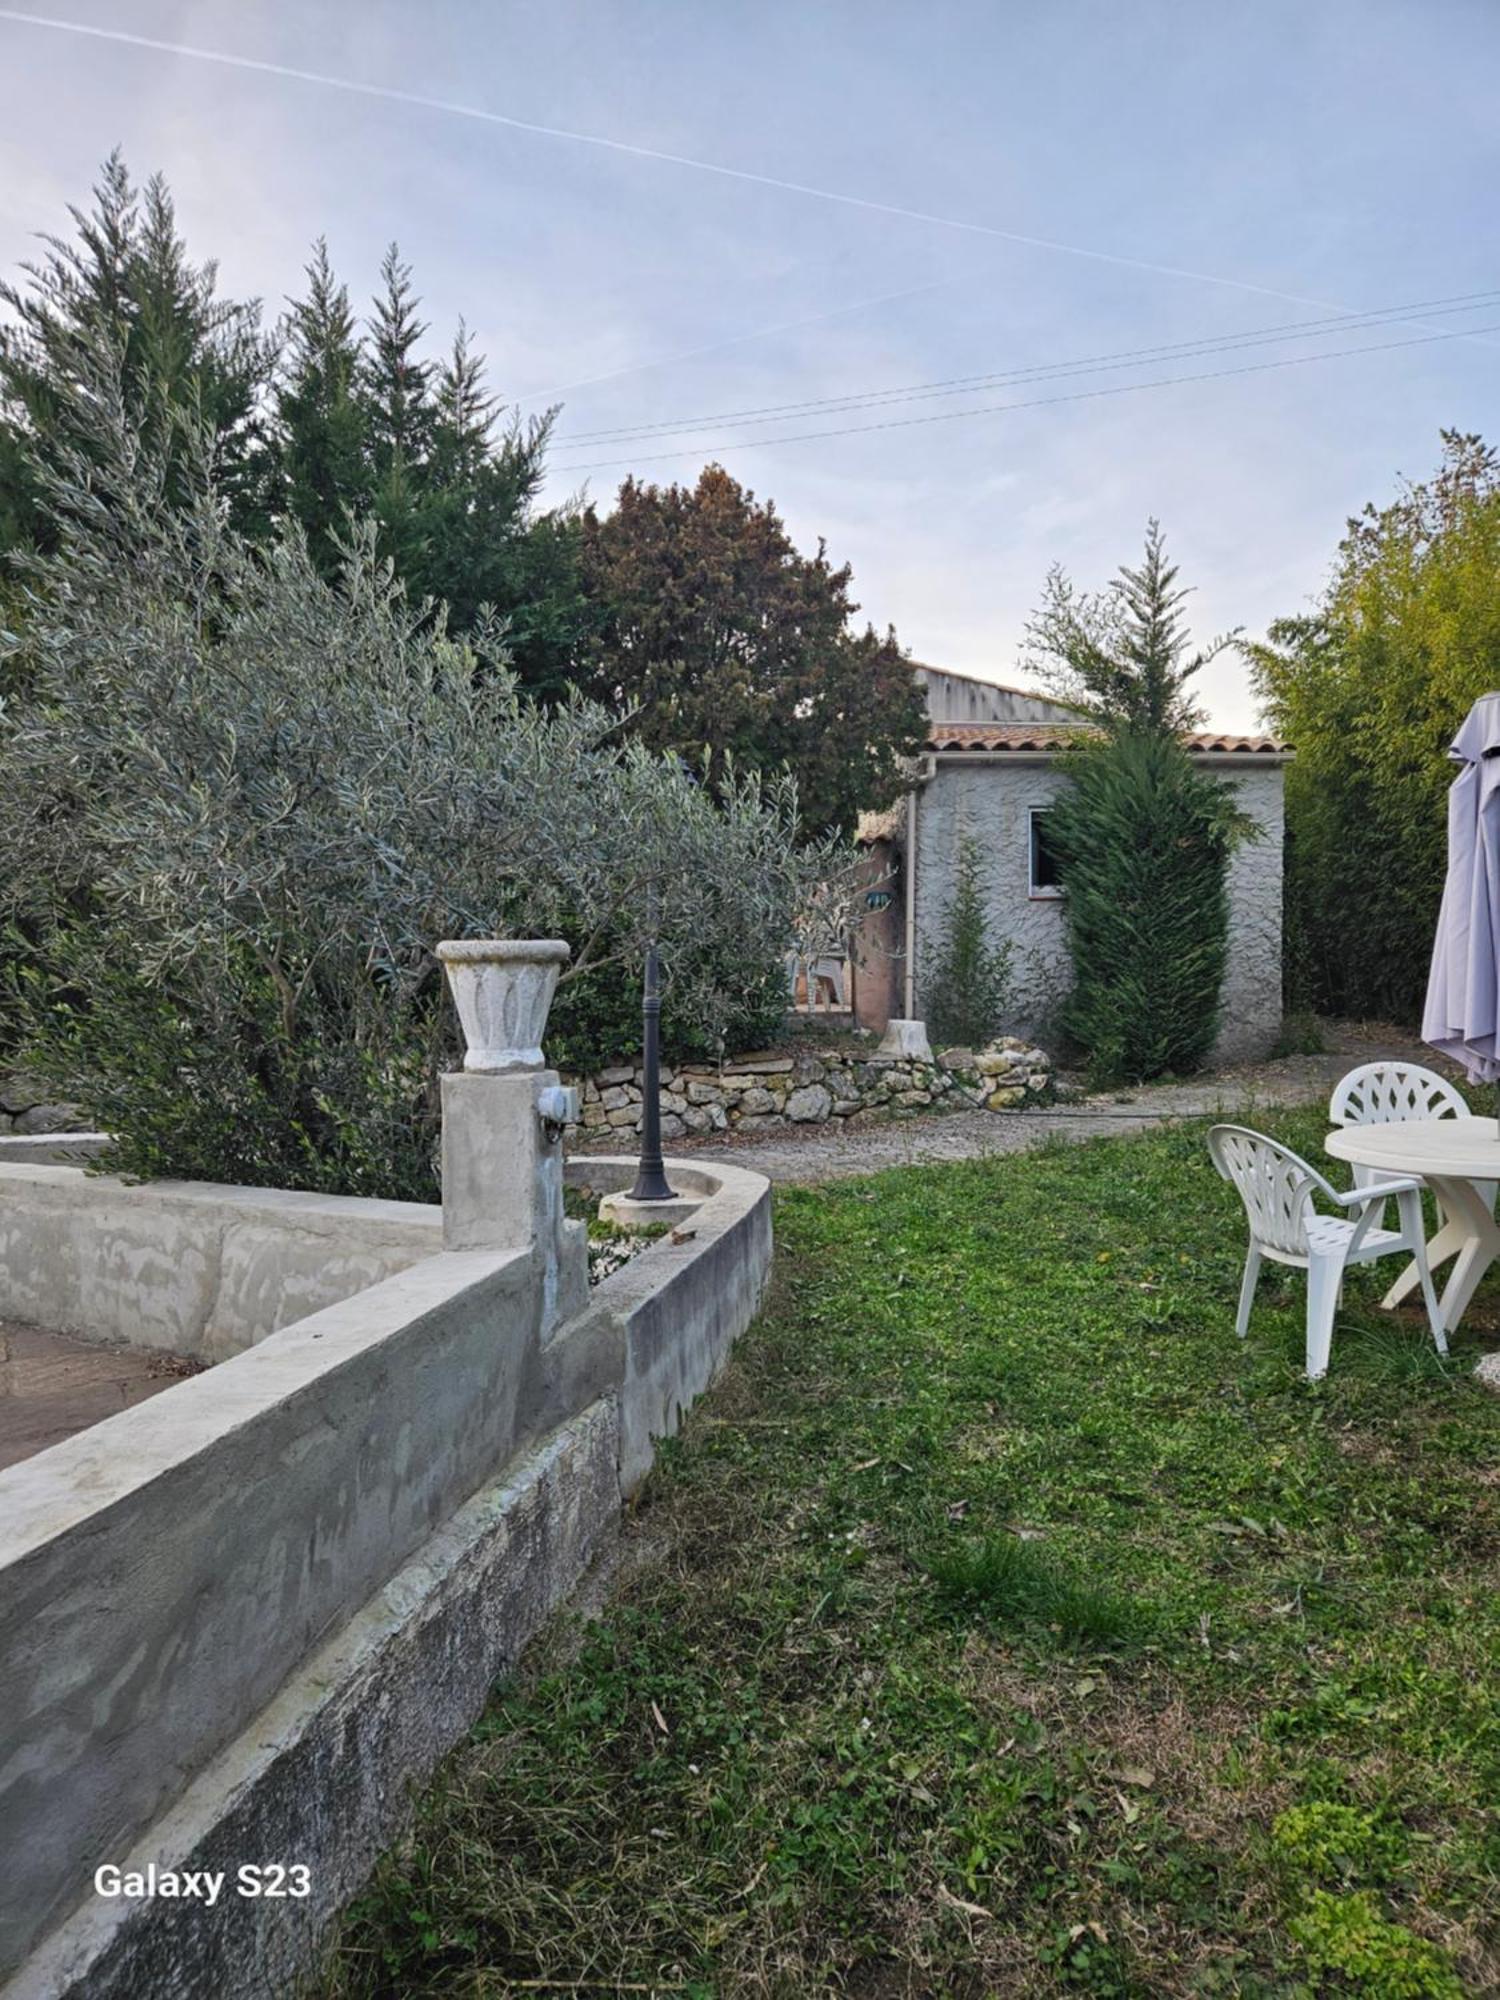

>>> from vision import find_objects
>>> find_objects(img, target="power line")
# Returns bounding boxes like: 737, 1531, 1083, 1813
555, 288, 1500, 444
550, 318, 1500, 476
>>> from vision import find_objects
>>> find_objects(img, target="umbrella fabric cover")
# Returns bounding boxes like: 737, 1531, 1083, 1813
1424, 692, 1500, 1082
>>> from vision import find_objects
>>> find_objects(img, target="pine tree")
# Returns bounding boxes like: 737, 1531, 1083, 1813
277, 240, 369, 573
362, 244, 433, 479
925, 834, 1012, 1049
1023, 520, 1236, 734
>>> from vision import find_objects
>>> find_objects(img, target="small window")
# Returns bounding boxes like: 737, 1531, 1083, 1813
1029, 808, 1064, 898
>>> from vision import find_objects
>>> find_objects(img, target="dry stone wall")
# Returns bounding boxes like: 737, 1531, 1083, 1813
0, 1075, 86, 1136
566, 1037, 1055, 1144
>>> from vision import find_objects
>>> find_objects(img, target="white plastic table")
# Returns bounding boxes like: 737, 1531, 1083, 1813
1326, 1117, 1500, 1333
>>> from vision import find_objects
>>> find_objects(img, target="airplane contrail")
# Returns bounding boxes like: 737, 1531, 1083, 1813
0, 6, 1369, 317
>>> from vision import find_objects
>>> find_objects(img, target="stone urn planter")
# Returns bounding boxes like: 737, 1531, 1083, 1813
436, 939, 570, 1072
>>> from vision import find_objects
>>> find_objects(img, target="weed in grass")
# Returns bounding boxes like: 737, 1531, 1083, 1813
1291, 1888, 1465, 1997
924, 1532, 1149, 1649
1270, 1800, 1409, 1885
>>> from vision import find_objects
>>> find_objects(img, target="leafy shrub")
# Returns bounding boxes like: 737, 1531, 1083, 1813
1047, 728, 1248, 1083
1290, 1890, 1463, 1998
548, 932, 787, 1076
925, 833, 1012, 1049
1248, 432, 1500, 1021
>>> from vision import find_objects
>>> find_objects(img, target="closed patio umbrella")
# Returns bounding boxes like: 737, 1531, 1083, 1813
1424, 692, 1500, 1082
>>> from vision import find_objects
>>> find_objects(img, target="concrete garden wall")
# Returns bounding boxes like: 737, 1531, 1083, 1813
0, 1135, 771, 1997
0, 1167, 442, 1359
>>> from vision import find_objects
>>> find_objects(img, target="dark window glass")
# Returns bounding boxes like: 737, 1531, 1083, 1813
1029, 810, 1063, 894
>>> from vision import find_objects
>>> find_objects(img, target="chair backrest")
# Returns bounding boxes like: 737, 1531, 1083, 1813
1329, 1060, 1468, 1130
1208, 1124, 1328, 1257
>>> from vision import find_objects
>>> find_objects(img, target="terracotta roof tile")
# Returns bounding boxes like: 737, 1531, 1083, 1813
926, 722, 1290, 755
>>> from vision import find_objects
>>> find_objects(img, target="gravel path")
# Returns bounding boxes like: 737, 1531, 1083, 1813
649, 1023, 1441, 1186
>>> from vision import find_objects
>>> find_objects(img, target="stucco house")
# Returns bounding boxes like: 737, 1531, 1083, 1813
852, 664, 1290, 1063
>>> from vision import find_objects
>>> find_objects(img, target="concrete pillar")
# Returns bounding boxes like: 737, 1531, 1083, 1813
440, 1070, 588, 1333
436, 940, 588, 1333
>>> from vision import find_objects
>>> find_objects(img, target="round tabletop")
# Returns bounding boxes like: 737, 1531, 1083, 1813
1326, 1117, 1500, 1178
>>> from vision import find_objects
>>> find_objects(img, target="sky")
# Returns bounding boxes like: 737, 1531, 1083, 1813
0, 0, 1496, 730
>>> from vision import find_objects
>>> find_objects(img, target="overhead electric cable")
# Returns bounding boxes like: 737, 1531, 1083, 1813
555, 288, 1500, 445
550, 318, 1500, 475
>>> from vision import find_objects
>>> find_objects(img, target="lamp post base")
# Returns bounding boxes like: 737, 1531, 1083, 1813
600, 1187, 706, 1230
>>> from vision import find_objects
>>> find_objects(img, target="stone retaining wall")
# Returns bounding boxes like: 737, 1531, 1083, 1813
567, 1037, 1055, 1144
0, 1074, 85, 1137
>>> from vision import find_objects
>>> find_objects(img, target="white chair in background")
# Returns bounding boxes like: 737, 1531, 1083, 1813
1330, 1059, 1494, 1307
1329, 1059, 1495, 1212
1208, 1123, 1447, 1379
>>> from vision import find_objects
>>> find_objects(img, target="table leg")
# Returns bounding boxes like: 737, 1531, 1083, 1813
1427, 1176, 1500, 1333
1382, 1212, 1465, 1309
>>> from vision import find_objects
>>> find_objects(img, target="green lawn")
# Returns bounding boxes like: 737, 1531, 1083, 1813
321, 1107, 1500, 1997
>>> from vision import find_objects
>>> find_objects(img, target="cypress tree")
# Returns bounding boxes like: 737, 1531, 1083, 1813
0, 151, 274, 557
926, 834, 1012, 1049
1047, 729, 1246, 1082
277, 239, 369, 573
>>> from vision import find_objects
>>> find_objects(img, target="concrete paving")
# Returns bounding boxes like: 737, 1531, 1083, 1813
0, 1322, 200, 1472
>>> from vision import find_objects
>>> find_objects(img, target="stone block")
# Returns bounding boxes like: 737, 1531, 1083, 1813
975, 1051, 1020, 1076
876, 1018, 933, 1061
785, 1083, 832, 1123
893, 1089, 932, 1108
722, 1056, 794, 1076
986, 1087, 1026, 1110
598, 1065, 635, 1085
599, 1086, 631, 1110
15, 1102, 84, 1135
737, 1086, 775, 1116
606, 1105, 639, 1127
0, 1075, 49, 1114
686, 1080, 724, 1105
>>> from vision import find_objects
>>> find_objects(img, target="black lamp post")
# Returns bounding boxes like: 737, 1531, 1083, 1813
629, 934, 676, 1203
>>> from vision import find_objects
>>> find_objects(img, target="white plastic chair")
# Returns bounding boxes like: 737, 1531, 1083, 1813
1208, 1123, 1447, 1379
1329, 1060, 1496, 1220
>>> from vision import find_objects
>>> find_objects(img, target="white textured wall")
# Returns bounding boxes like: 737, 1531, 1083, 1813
914, 762, 1073, 1043
1213, 764, 1285, 1063
913, 760, 1285, 1063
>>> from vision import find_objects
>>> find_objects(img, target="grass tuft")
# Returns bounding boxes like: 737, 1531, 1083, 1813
924, 1531, 1149, 1647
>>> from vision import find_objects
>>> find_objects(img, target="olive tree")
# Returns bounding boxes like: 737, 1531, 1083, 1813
0, 340, 857, 1195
